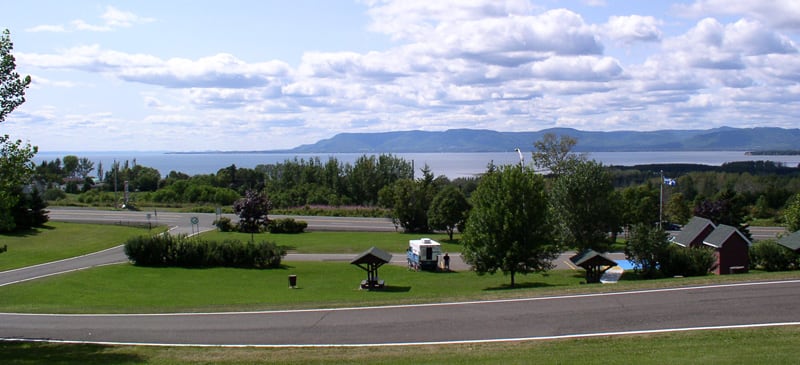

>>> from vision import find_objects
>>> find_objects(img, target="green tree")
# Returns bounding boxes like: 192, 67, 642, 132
0, 29, 36, 232
1, 29, 31, 123
379, 165, 438, 233
550, 159, 618, 252
624, 224, 669, 278
665, 192, 691, 225
428, 185, 470, 240
784, 193, 800, 232
620, 184, 659, 228
461, 165, 559, 287
531, 133, 586, 176
0, 135, 37, 231
62, 155, 79, 178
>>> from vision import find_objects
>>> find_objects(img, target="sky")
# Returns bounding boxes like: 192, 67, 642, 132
2, 0, 799, 152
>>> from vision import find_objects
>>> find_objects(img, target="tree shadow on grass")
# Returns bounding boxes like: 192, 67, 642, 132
0, 224, 55, 238
483, 282, 559, 291
367, 285, 411, 293
0, 341, 145, 364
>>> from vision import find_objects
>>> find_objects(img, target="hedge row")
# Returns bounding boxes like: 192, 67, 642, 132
268, 218, 308, 234
124, 233, 286, 269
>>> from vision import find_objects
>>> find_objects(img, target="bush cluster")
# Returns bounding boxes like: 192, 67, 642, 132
213, 217, 235, 232
268, 218, 308, 234
660, 245, 716, 277
124, 233, 286, 269
750, 240, 798, 271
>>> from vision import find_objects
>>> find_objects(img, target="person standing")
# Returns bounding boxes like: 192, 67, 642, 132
443, 252, 450, 271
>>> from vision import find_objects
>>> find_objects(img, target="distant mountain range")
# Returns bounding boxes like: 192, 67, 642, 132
283, 127, 800, 153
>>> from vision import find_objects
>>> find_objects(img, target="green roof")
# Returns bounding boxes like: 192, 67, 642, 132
778, 231, 800, 252
703, 224, 751, 248
569, 249, 617, 268
350, 246, 393, 265
673, 216, 715, 246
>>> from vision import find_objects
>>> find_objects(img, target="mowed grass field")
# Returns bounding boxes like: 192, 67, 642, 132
200, 230, 460, 254
0, 222, 162, 271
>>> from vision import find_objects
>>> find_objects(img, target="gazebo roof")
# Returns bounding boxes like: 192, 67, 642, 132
569, 249, 617, 268
350, 246, 393, 265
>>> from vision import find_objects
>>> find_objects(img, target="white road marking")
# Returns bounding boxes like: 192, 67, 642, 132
2, 321, 798, 348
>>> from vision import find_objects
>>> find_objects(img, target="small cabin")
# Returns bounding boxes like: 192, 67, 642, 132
407, 238, 442, 271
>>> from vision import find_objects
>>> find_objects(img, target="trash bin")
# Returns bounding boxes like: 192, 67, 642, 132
288, 274, 297, 288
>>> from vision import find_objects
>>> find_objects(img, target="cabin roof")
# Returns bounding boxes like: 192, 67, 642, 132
673, 216, 715, 247
703, 224, 751, 248
778, 230, 800, 252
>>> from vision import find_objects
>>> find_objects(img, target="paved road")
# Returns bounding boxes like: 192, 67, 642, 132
47, 207, 398, 232
2, 280, 799, 345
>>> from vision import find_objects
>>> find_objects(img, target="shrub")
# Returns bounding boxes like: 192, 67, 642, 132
661, 245, 715, 277
751, 240, 797, 271
124, 233, 286, 269
43, 188, 67, 201
268, 218, 308, 234
213, 217, 235, 232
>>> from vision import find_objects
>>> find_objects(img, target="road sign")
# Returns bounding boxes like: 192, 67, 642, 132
190, 216, 199, 225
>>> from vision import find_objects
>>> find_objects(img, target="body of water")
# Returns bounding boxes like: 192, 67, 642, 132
33, 151, 800, 179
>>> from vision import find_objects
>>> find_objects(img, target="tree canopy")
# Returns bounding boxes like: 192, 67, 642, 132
550, 159, 618, 252
1, 29, 31, 124
461, 165, 559, 287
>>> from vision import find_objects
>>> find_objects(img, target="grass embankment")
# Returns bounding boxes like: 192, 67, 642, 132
2, 325, 800, 364
0, 222, 163, 272
200, 230, 459, 254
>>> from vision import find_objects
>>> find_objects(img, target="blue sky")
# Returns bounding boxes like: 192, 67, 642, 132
3, 0, 799, 151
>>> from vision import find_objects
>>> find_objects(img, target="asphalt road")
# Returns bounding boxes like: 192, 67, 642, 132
47, 207, 398, 233
2, 280, 799, 345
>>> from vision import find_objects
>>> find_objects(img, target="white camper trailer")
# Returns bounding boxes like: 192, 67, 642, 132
407, 238, 442, 271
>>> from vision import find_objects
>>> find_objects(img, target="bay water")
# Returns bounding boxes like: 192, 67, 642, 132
34, 151, 800, 179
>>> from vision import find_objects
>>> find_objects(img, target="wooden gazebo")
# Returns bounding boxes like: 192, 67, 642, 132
351, 247, 393, 290
570, 249, 618, 284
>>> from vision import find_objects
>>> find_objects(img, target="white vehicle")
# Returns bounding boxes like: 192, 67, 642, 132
407, 238, 442, 271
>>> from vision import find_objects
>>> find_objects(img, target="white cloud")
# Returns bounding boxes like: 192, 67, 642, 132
25, 24, 66, 33
604, 15, 662, 44
675, 0, 800, 30
26, 6, 154, 33
20, 47, 291, 89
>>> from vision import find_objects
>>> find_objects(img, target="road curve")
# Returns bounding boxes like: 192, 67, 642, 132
2, 280, 800, 346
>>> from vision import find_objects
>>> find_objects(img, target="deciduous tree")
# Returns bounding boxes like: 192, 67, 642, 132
461, 165, 559, 287
233, 190, 272, 234
1, 29, 31, 124
428, 185, 470, 240
785, 193, 800, 232
550, 159, 618, 252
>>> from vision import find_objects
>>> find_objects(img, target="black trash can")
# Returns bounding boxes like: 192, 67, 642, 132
288, 274, 297, 288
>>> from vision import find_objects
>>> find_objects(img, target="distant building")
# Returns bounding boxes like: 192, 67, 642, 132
671, 216, 751, 275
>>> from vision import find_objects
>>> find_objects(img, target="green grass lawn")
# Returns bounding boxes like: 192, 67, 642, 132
0, 261, 584, 313
2, 325, 800, 364
200, 230, 461, 254
0, 222, 161, 271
